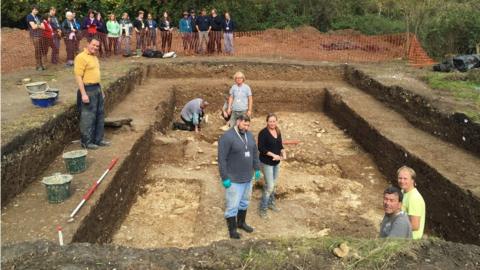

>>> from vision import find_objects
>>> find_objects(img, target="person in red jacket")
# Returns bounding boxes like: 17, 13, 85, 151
41, 13, 57, 67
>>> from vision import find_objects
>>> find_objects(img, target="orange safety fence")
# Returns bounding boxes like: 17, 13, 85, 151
0, 27, 435, 74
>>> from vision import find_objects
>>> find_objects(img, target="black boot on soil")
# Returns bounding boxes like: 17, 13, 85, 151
226, 217, 241, 239
237, 209, 254, 233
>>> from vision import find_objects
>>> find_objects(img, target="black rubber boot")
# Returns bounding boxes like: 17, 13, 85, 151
237, 209, 254, 233
172, 122, 191, 131
226, 217, 241, 239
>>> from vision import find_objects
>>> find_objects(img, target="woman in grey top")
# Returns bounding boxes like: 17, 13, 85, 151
226, 71, 253, 127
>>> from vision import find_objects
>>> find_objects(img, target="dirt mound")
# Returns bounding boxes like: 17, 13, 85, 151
2, 238, 480, 269
294, 25, 321, 35
328, 29, 363, 36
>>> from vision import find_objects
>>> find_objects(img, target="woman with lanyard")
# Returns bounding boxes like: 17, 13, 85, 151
119, 12, 133, 56
146, 13, 158, 50
257, 113, 286, 218
26, 5, 46, 71
159, 11, 173, 53
62, 11, 79, 67
222, 12, 235, 55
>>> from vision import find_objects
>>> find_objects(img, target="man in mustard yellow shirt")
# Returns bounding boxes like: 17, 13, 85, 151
397, 166, 426, 239
74, 37, 110, 149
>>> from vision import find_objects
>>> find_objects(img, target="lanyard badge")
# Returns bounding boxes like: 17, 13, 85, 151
234, 127, 250, 158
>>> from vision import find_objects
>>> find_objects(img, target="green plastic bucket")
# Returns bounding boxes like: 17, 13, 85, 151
63, 149, 88, 174
42, 173, 73, 203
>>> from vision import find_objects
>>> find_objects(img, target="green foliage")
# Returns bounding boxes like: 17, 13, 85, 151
331, 14, 405, 35
419, 5, 480, 57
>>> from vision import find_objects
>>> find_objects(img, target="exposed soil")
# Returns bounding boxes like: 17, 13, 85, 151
325, 85, 480, 244
2, 238, 480, 270
112, 107, 388, 248
344, 65, 480, 156
2, 58, 480, 268
1, 78, 172, 245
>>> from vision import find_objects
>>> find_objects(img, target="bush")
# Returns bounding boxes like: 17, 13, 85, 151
331, 14, 405, 35
419, 6, 480, 58
466, 69, 480, 84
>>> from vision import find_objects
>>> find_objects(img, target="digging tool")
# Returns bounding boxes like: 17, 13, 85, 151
69, 158, 119, 219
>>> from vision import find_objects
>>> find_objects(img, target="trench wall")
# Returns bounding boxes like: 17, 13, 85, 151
0, 66, 147, 206
343, 66, 480, 157
149, 62, 344, 82
173, 85, 326, 115
325, 89, 480, 245
72, 90, 175, 243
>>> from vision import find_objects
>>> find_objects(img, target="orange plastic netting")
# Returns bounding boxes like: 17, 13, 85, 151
1, 27, 435, 73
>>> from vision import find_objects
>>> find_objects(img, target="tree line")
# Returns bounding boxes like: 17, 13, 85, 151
2, 0, 479, 58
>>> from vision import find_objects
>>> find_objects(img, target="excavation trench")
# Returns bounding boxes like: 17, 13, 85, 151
111, 85, 389, 248
2, 61, 479, 251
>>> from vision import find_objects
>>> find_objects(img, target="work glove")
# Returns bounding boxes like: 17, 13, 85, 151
254, 170, 261, 181
222, 179, 232, 188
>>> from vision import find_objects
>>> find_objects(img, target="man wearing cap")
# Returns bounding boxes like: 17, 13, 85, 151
74, 38, 110, 150
173, 98, 209, 132
218, 114, 261, 239
179, 11, 192, 54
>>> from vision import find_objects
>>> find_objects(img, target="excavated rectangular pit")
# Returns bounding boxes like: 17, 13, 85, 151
2, 61, 479, 250
109, 81, 391, 248
67, 63, 480, 247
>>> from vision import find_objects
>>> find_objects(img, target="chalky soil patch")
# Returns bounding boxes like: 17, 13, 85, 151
112, 107, 389, 248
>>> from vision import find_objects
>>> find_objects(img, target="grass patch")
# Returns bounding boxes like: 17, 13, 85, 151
422, 72, 480, 104
239, 236, 415, 270
422, 72, 480, 122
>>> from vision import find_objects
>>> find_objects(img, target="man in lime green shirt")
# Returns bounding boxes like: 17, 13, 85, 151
397, 166, 426, 239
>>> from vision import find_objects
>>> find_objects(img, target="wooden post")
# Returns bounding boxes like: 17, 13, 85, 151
477, 42, 480, 54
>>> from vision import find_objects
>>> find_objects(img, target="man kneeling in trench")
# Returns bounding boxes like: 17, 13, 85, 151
380, 186, 412, 239
218, 114, 261, 239
173, 98, 208, 132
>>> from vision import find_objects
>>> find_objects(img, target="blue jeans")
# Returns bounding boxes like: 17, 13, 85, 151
260, 163, 279, 210
77, 85, 105, 146
224, 181, 252, 218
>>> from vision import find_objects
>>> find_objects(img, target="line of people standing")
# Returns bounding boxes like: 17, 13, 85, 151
27, 6, 237, 71
180, 8, 236, 55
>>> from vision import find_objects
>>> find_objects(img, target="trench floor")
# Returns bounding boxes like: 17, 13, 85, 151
112, 110, 388, 248
1, 78, 170, 244
0, 77, 353, 246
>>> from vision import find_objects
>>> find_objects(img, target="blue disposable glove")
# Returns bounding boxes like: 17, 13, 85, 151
254, 170, 261, 180
222, 179, 232, 188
